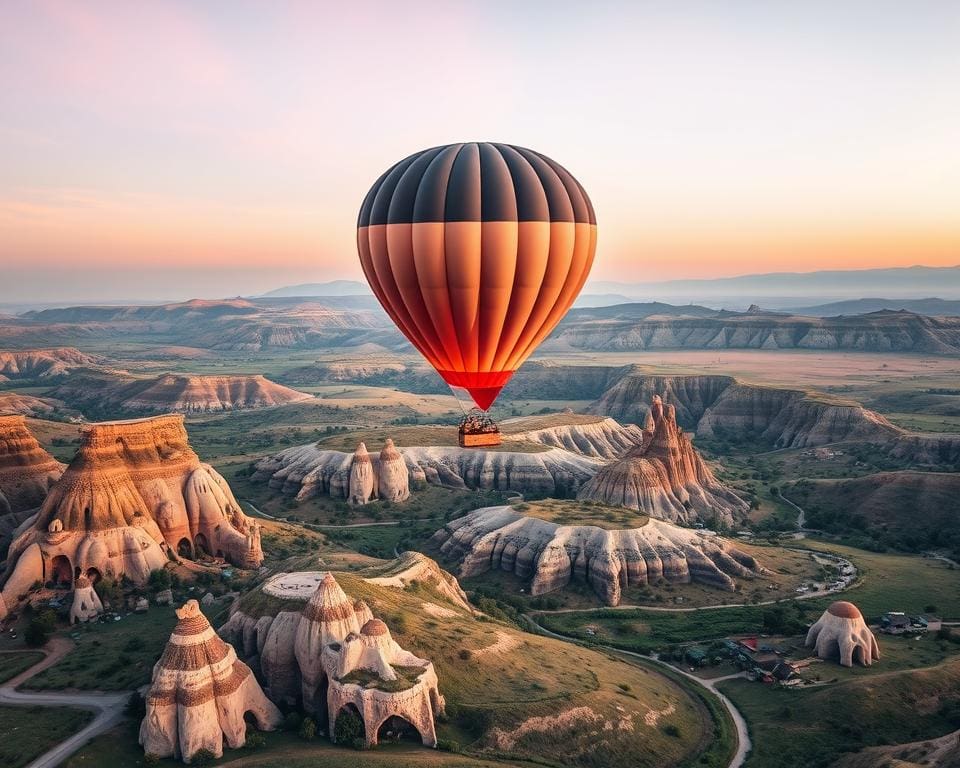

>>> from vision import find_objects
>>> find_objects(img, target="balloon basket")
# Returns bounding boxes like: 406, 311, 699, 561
458, 412, 501, 448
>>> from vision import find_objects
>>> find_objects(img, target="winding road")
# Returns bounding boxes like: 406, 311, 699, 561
0, 638, 130, 768
526, 615, 751, 768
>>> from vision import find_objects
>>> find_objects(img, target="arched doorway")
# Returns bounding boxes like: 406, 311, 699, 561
177, 538, 193, 558
376, 715, 422, 745
194, 533, 210, 557
50, 555, 72, 587
333, 703, 365, 746
85, 567, 102, 585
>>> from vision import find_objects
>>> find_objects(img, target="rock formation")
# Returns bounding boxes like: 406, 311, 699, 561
253, 441, 603, 502
805, 601, 880, 667
0, 348, 99, 379
377, 439, 409, 502
51, 371, 312, 415
221, 571, 443, 748
348, 443, 376, 505
0, 415, 64, 516
577, 396, 748, 525
432, 505, 766, 606
139, 600, 282, 763
0, 415, 262, 619
0, 392, 66, 419
500, 414, 644, 459
69, 574, 103, 623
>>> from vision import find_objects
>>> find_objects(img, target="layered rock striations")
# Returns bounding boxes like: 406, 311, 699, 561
0, 415, 64, 516
0, 415, 262, 618
52, 372, 311, 415
0, 348, 99, 379
577, 396, 748, 525
253, 440, 603, 502
139, 600, 282, 763
500, 414, 644, 459
220, 570, 444, 748
377, 439, 410, 502
805, 601, 880, 667
432, 505, 766, 606
587, 369, 901, 449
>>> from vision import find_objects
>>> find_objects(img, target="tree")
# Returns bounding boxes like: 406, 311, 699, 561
298, 716, 317, 741
334, 709, 364, 747
147, 568, 171, 592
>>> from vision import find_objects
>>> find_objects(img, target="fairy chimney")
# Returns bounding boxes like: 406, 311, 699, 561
806, 600, 880, 667
377, 439, 409, 503
139, 600, 281, 763
69, 574, 103, 624
348, 442, 376, 505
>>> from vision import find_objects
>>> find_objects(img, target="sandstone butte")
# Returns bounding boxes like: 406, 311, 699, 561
432, 504, 766, 606
140, 599, 282, 763
220, 570, 444, 748
0, 414, 263, 619
577, 395, 749, 525
0, 415, 65, 554
805, 600, 881, 667
0, 414, 64, 516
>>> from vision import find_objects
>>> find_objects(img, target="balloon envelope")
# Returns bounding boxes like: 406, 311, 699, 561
357, 142, 596, 410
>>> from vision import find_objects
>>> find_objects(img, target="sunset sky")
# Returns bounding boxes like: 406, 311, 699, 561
2, 1, 959, 302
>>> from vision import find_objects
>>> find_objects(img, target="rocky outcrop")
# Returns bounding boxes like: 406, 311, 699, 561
363, 551, 471, 612
432, 505, 766, 606
220, 570, 443, 748
139, 600, 282, 763
400, 446, 601, 497
0, 348, 99, 379
587, 369, 902, 449
577, 396, 748, 525
500, 415, 643, 459
69, 574, 103, 624
806, 601, 880, 667
0, 415, 64, 516
52, 372, 311, 415
377, 439, 409, 502
545, 309, 960, 355
348, 443, 376, 505
0, 393, 66, 419
0, 415, 262, 619
252, 440, 603, 502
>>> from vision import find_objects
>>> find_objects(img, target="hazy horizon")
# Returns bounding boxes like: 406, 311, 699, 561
3, 1, 960, 302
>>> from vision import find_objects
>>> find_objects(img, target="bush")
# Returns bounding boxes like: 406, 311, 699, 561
334, 709, 364, 746
299, 716, 317, 741
437, 739, 461, 753
458, 649, 472, 660
25, 608, 57, 647
148, 568, 172, 592
244, 731, 266, 749
143, 753, 160, 765
190, 748, 215, 765
663, 724, 681, 738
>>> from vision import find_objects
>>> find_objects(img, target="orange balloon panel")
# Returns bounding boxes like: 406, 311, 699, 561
357, 142, 597, 410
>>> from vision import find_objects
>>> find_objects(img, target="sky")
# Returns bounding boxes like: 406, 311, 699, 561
1, 0, 959, 302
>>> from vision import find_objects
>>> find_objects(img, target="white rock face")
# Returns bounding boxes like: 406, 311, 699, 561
221, 570, 444, 748
500, 416, 644, 459
805, 601, 880, 667
432, 505, 766, 606
69, 575, 103, 624
253, 442, 604, 501
139, 600, 282, 763
348, 443, 376, 505
378, 439, 409, 502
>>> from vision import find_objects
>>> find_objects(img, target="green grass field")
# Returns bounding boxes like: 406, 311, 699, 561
0, 651, 44, 683
0, 705, 93, 768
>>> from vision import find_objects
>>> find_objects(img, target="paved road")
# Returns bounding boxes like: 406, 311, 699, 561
526, 615, 751, 768
0, 637, 131, 768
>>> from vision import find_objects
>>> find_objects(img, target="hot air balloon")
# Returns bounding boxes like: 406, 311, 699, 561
357, 142, 597, 418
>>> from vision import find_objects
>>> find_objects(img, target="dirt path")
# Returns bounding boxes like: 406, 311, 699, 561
0, 636, 131, 768
525, 615, 751, 768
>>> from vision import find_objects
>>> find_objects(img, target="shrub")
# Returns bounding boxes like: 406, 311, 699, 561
143, 753, 160, 765
147, 568, 171, 592
617, 683, 631, 692
299, 716, 317, 741
663, 724, 681, 737
334, 709, 364, 746
190, 748, 215, 765
244, 731, 266, 749
458, 649, 472, 660
437, 739, 461, 753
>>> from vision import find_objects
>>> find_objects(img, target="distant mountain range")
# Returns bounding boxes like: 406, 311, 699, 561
258, 280, 371, 298
786, 297, 960, 316
583, 265, 960, 308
